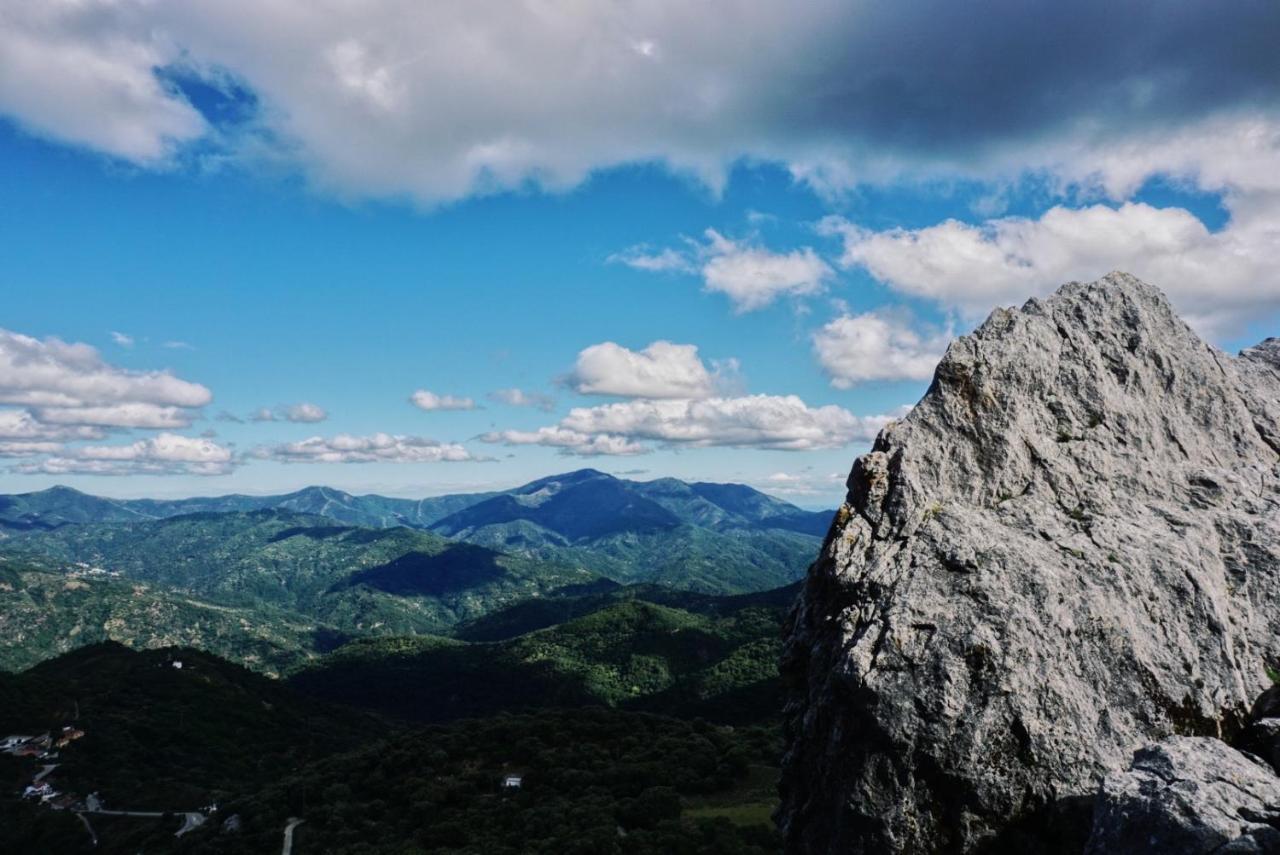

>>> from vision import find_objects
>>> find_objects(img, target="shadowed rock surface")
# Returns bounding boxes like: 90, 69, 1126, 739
1239, 685, 1280, 777
1084, 737, 1280, 854
780, 273, 1280, 853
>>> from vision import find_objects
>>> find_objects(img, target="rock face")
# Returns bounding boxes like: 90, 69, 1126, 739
1240, 685, 1280, 776
1085, 737, 1280, 854
780, 273, 1280, 853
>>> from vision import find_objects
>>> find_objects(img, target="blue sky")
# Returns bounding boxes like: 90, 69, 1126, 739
1, 1, 1277, 506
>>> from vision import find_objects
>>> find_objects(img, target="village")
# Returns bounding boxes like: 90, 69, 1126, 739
3, 725, 214, 846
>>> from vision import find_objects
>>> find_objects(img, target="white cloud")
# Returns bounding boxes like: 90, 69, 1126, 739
0, 441, 64, 457
254, 432, 476, 464
481, 394, 906, 455
812, 310, 951, 386
249, 402, 329, 423
751, 471, 831, 498
0, 328, 210, 411
0, 3, 206, 163
284, 402, 327, 423
110, 331, 134, 347
0, 327, 211, 437
479, 427, 649, 457
700, 230, 833, 312
609, 247, 694, 274
15, 432, 235, 476
410, 390, 478, 412
31, 403, 195, 429
568, 341, 726, 399
0, 409, 103, 442
823, 195, 1280, 333
556, 395, 893, 451
0, 2, 1277, 211
614, 230, 834, 312
487, 388, 556, 412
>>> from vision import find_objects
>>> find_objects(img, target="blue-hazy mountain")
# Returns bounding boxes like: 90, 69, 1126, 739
0, 470, 834, 594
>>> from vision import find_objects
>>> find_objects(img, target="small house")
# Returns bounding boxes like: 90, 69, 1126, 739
501, 775, 523, 791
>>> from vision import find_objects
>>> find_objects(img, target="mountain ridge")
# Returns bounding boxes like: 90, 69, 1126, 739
0, 469, 832, 537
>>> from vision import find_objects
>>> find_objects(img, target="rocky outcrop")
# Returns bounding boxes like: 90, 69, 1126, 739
780, 273, 1280, 853
1240, 685, 1280, 776
1084, 737, 1280, 854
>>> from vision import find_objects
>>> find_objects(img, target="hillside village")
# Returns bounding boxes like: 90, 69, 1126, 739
5, 728, 88, 812
2, 661, 218, 846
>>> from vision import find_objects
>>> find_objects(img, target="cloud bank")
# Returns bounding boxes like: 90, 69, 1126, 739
2, 1, 1276, 205
253, 433, 477, 464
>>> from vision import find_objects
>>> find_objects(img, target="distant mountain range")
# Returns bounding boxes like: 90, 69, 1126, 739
0, 469, 834, 595
0, 468, 832, 538
0, 470, 831, 673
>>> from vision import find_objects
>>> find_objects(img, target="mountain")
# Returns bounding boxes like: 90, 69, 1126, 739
0, 484, 498, 533
0, 485, 154, 531
0, 471, 833, 594
430, 468, 833, 538
0, 555, 330, 674
0, 470, 829, 537
290, 581, 798, 725
781, 274, 1280, 853
428, 469, 831, 593
0, 642, 378, 805
2, 509, 597, 650
0, 644, 778, 854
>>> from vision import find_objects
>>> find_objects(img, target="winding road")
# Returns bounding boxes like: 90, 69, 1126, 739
79, 808, 206, 837
282, 817, 305, 855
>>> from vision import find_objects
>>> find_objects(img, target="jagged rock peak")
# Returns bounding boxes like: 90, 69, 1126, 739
780, 272, 1280, 853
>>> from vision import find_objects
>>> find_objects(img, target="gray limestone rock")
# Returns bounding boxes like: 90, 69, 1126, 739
780, 273, 1280, 853
1084, 737, 1280, 854
1239, 685, 1280, 776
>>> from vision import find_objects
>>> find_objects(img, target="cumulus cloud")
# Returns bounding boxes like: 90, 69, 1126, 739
478, 427, 649, 457
482, 395, 903, 456
560, 395, 891, 451
0, 328, 210, 411
15, 432, 235, 476
110, 331, 134, 347
0, 441, 64, 458
248, 402, 329, 423
487, 388, 556, 412
616, 231, 833, 312
823, 195, 1280, 332
2, 2, 1277, 205
31, 403, 195, 429
699, 230, 833, 312
0, 327, 211, 434
0, 3, 207, 163
253, 432, 476, 464
568, 341, 729, 399
410, 390, 478, 412
284, 402, 327, 423
0, 409, 103, 442
812, 310, 951, 386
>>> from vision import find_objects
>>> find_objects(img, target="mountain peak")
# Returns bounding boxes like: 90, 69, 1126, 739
781, 274, 1280, 851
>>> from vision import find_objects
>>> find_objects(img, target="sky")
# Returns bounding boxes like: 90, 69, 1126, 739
0, 0, 1278, 507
